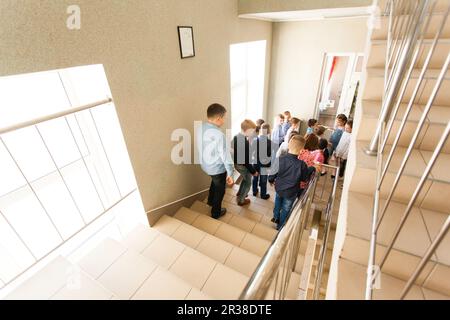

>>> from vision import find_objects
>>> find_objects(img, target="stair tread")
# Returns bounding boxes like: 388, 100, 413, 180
342, 232, 450, 295
337, 258, 450, 300
155, 214, 267, 276
97, 248, 158, 299
81, 236, 249, 300
51, 270, 114, 300
371, 38, 450, 45
362, 99, 450, 124
354, 140, 450, 183
367, 67, 450, 79
346, 191, 450, 266
191, 201, 277, 241
5, 256, 80, 300
372, 9, 450, 41
125, 223, 305, 297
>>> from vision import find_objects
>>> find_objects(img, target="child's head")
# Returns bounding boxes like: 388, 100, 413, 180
260, 123, 271, 136
256, 119, 265, 127
288, 132, 300, 143
288, 135, 306, 155
336, 114, 348, 128
291, 117, 301, 129
319, 138, 328, 151
345, 119, 353, 133
308, 119, 318, 128
207, 103, 227, 127
314, 125, 326, 137
284, 111, 292, 122
304, 133, 319, 151
276, 114, 285, 125
241, 119, 257, 137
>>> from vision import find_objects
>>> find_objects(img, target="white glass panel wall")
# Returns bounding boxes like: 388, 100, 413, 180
0, 65, 140, 289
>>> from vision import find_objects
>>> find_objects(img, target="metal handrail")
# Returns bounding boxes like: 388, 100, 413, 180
239, 161, 340, 300
239, 173, 319, 300
365, 0, 430, 155
365, 0, 450, 300
0, 97, 113, 135
312, 164, 340, 300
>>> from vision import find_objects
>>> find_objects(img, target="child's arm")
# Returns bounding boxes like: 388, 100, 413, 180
220, 132, 235, 180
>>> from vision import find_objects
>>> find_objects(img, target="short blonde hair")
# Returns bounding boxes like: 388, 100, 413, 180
288, 135, 306, 154
241, 119, 257, 132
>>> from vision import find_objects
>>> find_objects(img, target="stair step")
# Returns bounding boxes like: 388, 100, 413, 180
131, 267, 193, 300
359, 100, 450, 153
372, 10, 450, 41
97, 249, 158, 299
4, 256, 112, 300
51, 271, 114, 300
346, 191, 450, 264
368, 39, 450, 69
364, 67, 450, 106
341, 191, 450, 295
134, 218, 262, 279
171, 209, 272, 257
77, 238, 127, 280
78, 236, 243, 300
203, 196, 275, 228
337, 258, 449, 300
350, 140, 450, 214
191, 201, 277, 241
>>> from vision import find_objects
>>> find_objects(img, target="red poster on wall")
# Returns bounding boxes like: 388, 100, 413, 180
328, 57, 338, 81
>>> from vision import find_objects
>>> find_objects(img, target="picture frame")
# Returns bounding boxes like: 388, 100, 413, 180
177, 26, 195, 59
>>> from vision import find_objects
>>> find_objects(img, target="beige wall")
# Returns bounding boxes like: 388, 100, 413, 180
238, 0, 372, 14
0, 0, 272, 214
267, 18, 368, 123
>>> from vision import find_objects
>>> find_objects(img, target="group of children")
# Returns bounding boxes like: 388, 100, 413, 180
198, 104, 353, 230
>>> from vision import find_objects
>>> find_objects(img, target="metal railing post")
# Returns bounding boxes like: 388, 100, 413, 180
365, 0, 430, 156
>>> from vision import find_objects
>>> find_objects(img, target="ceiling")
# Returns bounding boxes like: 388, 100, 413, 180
239, 6, 372, 22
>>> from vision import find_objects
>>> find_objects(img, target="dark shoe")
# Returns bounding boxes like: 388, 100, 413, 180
271, 217, 279, 224
261, 194, 270, 200
237, 199, 251, 206
213, 208, 227, 219
253, 190, 259, 197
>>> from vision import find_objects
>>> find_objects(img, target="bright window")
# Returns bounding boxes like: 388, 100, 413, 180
230, 40, 266, 136
0, 65, 141, 287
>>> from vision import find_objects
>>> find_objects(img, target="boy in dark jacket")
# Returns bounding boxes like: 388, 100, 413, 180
269, 135, 310, 230
233, 120, 258, 206
252, 124, 275, 200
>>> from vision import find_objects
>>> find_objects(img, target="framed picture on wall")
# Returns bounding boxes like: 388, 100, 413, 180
177, 26, 195, 59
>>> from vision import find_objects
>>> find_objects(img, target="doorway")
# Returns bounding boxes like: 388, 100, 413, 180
315, 53, 364, 127
229, 40, 267, 136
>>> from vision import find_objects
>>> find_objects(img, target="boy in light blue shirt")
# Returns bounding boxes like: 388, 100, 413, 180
196, 104, 234, 219
329, 114, 348, 156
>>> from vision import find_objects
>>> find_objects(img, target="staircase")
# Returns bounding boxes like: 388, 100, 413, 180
5, 183, 335, 300
336, 0, 450, 300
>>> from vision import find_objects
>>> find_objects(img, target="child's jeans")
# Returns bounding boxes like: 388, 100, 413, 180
252, 174, 269, 197
273, 193, 296, 230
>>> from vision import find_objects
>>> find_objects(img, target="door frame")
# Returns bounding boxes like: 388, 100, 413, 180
314, 52, 364, 120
